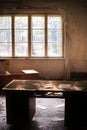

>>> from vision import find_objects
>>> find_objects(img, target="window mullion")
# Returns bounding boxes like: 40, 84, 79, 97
45, 15, 47, 57
28, 15, 31, 57
12, 15, 15, 57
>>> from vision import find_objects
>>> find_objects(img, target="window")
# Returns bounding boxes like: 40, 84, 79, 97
0, 14, 64, 58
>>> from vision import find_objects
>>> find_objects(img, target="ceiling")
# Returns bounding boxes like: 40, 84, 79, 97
0, 0, 86, 10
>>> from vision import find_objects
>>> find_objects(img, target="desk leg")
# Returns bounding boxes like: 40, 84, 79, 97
65, 93, 87, 127
6, 92, 36, 124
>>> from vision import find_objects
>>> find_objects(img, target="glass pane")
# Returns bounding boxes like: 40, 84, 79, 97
31, 43, 44, 56
48, 30, 62, 43
0, 17, 11, 29
15, 16, 28, 57
0, 16, 12, 57
15, 43, 28, 57
31, 16, 45, 57
0, 30, 12, 42
31, 30, 44, 42
0, 43, 12, 57
15, 30, 28, 42
31, 16, 45, 29
48, 16, 62, 29
48, 43, 62, 57
15, 16, 28, 29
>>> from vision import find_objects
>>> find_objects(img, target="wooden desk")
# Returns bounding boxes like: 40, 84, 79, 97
3, 80, 87, 126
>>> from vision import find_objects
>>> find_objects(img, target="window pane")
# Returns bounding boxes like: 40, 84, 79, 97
15, 16, 28, 57
15, 30, 28, 42
0, 17, 11, 29
48, 43, 62, 57
31, 16, 45, 57
15, 17, 28, 29
31, 16, 44, 29
48, 16, 62, 29
48, 30, 62, 43
0, 43, 12, 57
0, 16, 12, 57
0, 30, 12, 42
31, 43, 44, 56
31, 30, 44, 42
15, 43, 28, 57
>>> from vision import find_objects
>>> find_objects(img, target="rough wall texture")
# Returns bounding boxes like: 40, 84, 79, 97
65, 3, 87, 72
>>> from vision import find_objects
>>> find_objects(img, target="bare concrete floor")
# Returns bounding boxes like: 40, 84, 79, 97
0, 95, 87, 130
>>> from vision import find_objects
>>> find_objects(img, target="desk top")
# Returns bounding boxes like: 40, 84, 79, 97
2, 80, 87, 92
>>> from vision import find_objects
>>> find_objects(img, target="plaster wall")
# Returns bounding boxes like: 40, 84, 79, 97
9, 59, 65, 79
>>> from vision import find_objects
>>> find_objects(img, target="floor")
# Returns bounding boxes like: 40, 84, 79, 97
0, 95, 87, 130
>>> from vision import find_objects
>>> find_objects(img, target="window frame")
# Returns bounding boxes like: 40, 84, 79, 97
0, 14, 64, 59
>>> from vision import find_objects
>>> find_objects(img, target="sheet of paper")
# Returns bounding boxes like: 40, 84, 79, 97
58, 84, 71, 89
43, 84, 53, 88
